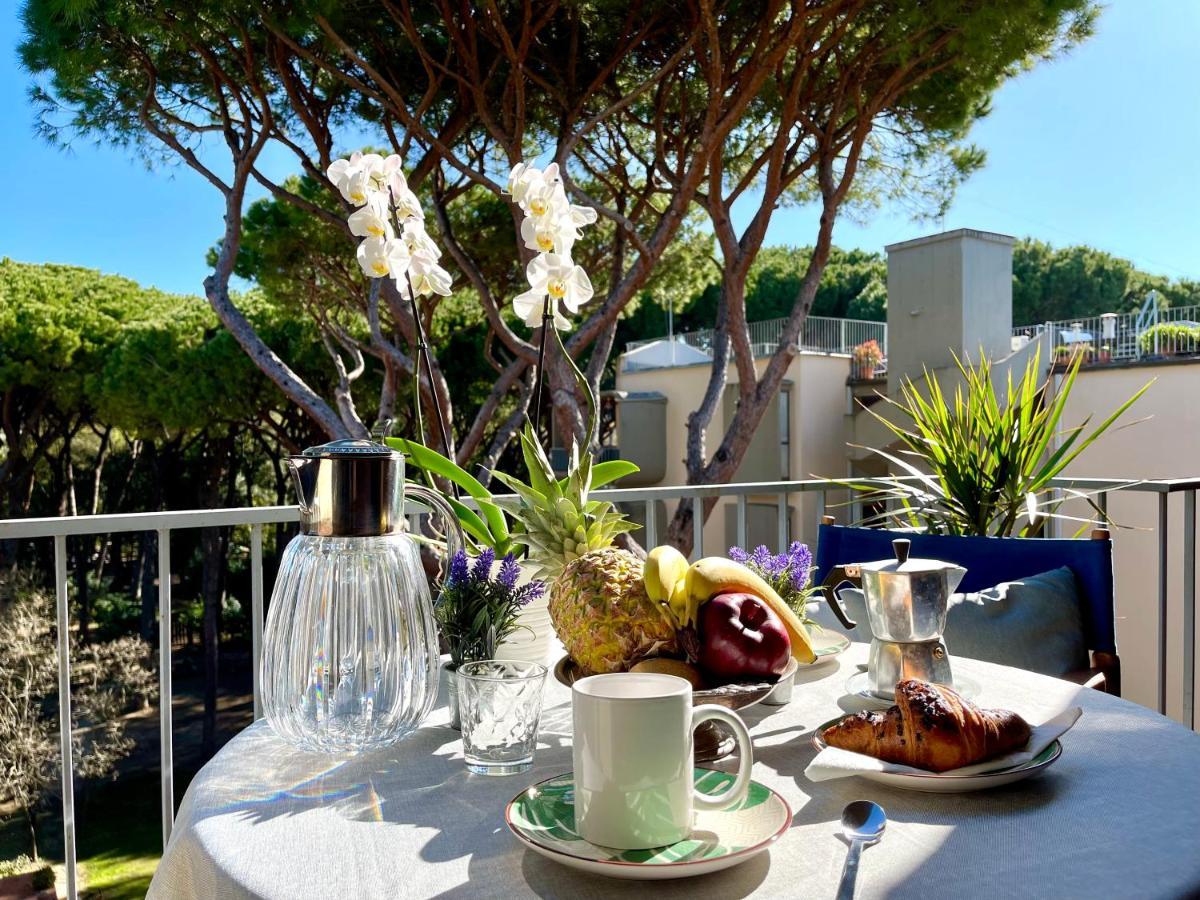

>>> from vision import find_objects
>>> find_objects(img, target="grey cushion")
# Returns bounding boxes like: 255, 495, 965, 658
808, 566, 1090, 677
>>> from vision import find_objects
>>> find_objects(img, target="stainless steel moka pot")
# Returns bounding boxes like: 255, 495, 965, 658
821, 538, 966, 699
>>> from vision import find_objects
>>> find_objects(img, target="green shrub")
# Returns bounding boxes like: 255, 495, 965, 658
0, 854, 36, 877
1138, 322, 1200, 355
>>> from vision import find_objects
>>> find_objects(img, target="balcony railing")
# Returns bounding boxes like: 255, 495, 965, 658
1, 474, 1197, 898
1013, 302, 1200, 364
623, 315, 887, 370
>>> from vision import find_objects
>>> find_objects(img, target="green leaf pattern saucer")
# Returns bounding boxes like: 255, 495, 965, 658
506, 768, 791, 880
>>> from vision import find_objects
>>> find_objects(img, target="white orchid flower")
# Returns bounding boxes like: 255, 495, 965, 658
569, 203, 598, 226
512, 252, 593, 328
326, 152, 398, 206
326, 151, 361, 190
508, 161, 561, 212
356, 235, 411, 279
407, 249, 453, 297
401, 219, 441, 259
328, 152, 367, 206
520, 211, 578, 257
389, 169, 425, 221
347, 195, 393, 239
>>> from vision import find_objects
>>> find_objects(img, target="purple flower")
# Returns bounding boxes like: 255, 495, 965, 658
448, 549, 470, 587
786, 541, 813, 591
497, 553, 521, 590
471, 548, 495, 583
750, 545, 773, 571
727, 540, 813, 600
514, 579, 545, 607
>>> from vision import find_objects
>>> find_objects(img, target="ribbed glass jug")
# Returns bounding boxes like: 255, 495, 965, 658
261, 439, 461, 752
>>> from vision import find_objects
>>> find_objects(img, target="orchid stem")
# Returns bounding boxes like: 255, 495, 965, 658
405, 270, 458, 500
532, 294, 552, 438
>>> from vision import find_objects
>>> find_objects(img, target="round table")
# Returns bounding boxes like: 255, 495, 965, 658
148, 644, 1200, 899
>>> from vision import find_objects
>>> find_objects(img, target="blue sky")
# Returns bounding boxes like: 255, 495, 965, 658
2, 1, 1197, 296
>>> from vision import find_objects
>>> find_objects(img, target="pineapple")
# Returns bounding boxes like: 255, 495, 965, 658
488, 335, 677, 672
491, 425, 678, 672
491, 427, 632, 580
550, 549, 678, 675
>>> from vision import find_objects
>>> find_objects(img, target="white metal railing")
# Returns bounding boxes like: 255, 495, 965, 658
1, 475, 1197, 898
1012, 299, 1200, 363
623, 315, 887, 370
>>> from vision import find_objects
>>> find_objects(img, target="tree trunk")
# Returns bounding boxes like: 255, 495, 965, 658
200, 436, 232, 758
139, 531, 158, 644
201, 523, 223, 758
24, 806, 38, 862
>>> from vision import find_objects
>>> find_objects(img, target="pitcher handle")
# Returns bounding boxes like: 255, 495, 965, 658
818, 565, 861, 630
403, 483, 466, 578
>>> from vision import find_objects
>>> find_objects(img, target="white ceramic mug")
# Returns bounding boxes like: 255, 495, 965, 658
571, 672, 754, 850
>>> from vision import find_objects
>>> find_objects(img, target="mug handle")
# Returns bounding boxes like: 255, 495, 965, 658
690, 705, 754, 812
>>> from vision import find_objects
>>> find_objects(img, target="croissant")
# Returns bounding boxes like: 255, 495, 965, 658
822, 679, 1032, 772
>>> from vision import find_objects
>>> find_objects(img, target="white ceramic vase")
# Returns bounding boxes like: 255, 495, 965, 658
495, 564, 555, 666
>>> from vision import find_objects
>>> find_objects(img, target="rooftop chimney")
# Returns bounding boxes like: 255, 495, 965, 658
884, 228, 1015, 393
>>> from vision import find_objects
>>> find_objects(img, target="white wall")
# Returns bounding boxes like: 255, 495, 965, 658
616, 352, 854, 554
1059, 361, 1200, 722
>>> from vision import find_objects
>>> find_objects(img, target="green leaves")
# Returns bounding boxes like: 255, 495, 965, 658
389, 437, 512, 555
855, 348, 1150, 537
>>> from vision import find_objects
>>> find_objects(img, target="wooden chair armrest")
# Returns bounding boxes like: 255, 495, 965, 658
1061, 651, 1121, 696
1061, 668, 1106, 690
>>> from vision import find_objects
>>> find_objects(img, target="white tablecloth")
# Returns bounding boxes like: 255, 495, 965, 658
149, 645, 1200, 899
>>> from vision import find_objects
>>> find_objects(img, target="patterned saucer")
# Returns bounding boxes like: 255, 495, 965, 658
505, 768, 791, 880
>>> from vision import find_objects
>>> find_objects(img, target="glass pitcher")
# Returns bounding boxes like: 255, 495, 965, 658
261, 439, 462, 752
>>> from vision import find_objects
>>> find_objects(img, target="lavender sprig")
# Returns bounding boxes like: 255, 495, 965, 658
728, 541, 815, 619
437, 550, 545, 667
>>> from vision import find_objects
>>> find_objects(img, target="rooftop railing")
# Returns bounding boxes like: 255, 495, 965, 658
1, 474, 1197, 898
623, 315, 887, 370
1013, 302, 1200, 363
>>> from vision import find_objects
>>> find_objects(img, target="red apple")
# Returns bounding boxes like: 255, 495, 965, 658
697, 592, 792, 683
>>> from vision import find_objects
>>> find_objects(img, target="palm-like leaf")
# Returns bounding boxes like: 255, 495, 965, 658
850, 349, 1151, 536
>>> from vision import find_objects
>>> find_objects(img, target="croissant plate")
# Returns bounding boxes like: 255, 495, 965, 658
822, 679, 1032, 772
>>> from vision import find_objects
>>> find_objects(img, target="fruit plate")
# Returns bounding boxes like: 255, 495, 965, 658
810, 716, 1063, 793
506, 768, 791, 880
554, 656, 797, 761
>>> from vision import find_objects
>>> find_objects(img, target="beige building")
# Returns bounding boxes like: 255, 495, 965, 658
613, 228, 1200, 721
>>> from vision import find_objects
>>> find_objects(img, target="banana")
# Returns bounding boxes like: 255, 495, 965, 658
644, 545, 689, 605
685, 557, 817, 664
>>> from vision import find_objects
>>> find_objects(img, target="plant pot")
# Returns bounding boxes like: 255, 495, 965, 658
443, 663, 462, 731
494, 564, 555, 665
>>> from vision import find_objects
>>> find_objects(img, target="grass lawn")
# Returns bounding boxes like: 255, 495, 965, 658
1, 772, 165, 899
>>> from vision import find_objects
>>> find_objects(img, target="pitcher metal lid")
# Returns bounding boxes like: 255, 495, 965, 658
301, 439, 397, 458
289, 439, 404, 536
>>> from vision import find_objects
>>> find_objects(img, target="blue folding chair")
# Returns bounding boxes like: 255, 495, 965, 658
813, 521, 1120, 694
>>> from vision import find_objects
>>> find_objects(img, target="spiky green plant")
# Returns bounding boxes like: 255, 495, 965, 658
391, 329, 638, 572
488, 329, 638, 579
850, 348, 1151, 537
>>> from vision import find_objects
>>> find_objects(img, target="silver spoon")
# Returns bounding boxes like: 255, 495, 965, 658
835, 800, 887, 900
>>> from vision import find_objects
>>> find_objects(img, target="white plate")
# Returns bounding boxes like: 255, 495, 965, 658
506, 768, 791, 880
844, 670, 981, 708
811, 719, 1063, 793
809, 626, 851, 664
